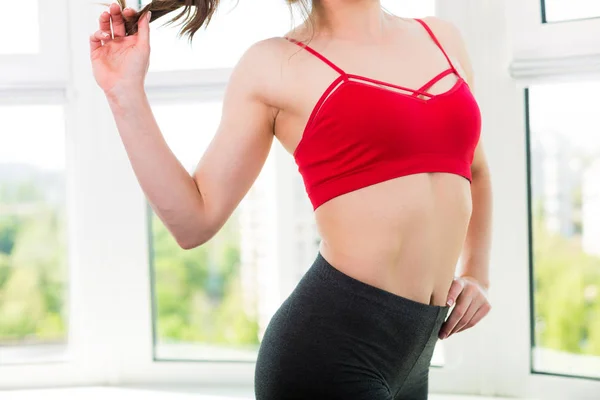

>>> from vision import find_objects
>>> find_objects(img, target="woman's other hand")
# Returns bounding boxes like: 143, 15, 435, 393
439, 276, 491, 339
90, 3, 151, 96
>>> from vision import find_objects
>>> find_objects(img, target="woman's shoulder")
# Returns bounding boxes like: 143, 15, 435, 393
231, 31, 315, 85
416, 16, 473, 83
417, 16, 466, 56
224, 36, 305, 110
228, 37, 292, 84
238, 37, 293, 63
234, 35, 304, 73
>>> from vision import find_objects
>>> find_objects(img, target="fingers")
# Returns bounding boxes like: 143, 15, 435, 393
445, 277, 465, 307
439, 288, 473, 340
448, 297, 483, 337
137, 11, 152, 46
455, 302, 491, 334
122, 7, 137, 36
94, 30, 112, 42
122, 7, 137, 22
110, 3, 126, 38
99, 4, 137, 39
90, 32, 103, 52
99, 11, 111, 35
90, 30, 112, 52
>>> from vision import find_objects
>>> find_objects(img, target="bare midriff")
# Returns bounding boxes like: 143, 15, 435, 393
314, 172, 472, 307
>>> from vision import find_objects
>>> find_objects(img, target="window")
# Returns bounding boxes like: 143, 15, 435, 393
0, 0, 40, 54
144, 0, 294, 71
149, 101, 280, 361
527, 81, 600, 380
542, 0, 600, 23
0, 1, 68, 88
0, 0, 69, 369
0, 104, 68, 365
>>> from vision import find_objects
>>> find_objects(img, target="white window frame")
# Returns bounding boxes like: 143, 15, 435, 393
443, 0, 600, 399
511, 0, 600, 397
509, 0, 600, 84
0, 0, 71, 390
0, 0, 69, 89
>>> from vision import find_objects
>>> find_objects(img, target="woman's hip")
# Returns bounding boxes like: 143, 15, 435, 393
254, 253, 449, 399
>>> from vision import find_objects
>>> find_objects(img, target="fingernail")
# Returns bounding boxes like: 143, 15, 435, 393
147, 11, 152, 20
447, 298, 454, 307
102, 32, 110, 38
439, 332, 447, 340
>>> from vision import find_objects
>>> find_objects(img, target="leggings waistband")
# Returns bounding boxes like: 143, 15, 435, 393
310, 252, 450, 321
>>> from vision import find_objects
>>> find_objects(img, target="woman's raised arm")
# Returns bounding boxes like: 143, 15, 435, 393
91, 3, 277, 249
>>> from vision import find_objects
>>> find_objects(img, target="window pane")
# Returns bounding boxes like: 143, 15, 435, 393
150, 101, 279, 361
143, 0, 434, 71
145, 0, 294, 71
0, 104, 68, 364
528, 82, 600, 379
0, 0, 40, 54
543, 0, 600, 22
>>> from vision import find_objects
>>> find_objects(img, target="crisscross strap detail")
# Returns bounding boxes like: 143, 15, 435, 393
284, 37, 346, 76
346, 74, 434, 99
413, 18, 457, 73
415, 68, 456, 94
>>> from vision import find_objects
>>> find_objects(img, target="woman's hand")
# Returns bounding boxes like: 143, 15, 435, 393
89, 3, 151, 96
439, 276, 491, 339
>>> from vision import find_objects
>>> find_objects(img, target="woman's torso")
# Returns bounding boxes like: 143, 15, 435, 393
260, 16, 476, 307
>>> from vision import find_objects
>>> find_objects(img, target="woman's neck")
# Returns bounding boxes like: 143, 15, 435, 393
310, 0, 391, 43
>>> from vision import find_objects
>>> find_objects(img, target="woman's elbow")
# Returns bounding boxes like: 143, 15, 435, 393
172, 202, 226, 250
177, 237, 203, 250
174, 225, 215, 250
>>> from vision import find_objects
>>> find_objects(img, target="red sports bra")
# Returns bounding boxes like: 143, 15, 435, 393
285, 18, 482, 211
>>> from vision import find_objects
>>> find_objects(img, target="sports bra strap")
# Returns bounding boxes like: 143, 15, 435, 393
413, 18, 457, 72
284, 37, 346, 76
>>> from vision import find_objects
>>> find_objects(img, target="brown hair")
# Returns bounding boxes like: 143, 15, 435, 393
116, 0, 315, 42
116, 0, 218, 41
287, 0, 311, 19
286, 0, 314, 41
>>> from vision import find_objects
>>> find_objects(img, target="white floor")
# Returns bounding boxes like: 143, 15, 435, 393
1, 387, 532, 400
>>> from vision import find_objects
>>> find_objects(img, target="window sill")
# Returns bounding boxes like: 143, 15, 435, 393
2, 386, 538, 400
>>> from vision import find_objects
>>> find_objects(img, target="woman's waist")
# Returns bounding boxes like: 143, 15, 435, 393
311, 179, 471, 306
315, 198, 470, 265
296, 250, 452, 320
316, 240, 458, 307
314, 173, 472, 229
314, 218, 467, 307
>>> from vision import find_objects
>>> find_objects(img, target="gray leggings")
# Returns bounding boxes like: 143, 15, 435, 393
255, 252, 450, 400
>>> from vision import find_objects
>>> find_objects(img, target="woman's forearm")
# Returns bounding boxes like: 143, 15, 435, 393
459, 169, 493, 289
106, 87, 210, 249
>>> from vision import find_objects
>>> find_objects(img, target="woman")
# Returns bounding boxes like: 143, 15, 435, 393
90, 1, 492, 399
